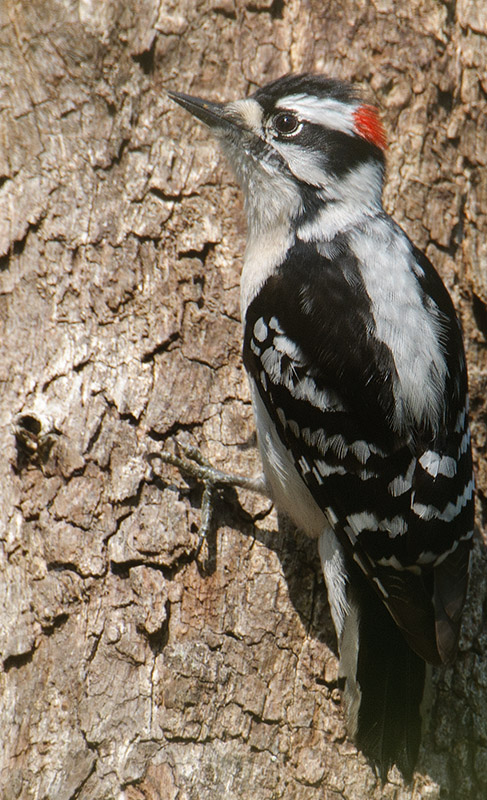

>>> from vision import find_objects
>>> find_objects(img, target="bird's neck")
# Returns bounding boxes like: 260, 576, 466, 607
295, 160, 384, 243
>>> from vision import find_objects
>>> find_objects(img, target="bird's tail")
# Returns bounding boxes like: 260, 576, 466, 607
339, 565, 427, 780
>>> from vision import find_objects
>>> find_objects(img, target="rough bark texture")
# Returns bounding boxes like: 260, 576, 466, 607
1, 1, 487, 798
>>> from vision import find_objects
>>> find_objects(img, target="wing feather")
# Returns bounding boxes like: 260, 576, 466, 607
244, 242, 474, 665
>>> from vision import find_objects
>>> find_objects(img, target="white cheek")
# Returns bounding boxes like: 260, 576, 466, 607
273, 143, 329, 187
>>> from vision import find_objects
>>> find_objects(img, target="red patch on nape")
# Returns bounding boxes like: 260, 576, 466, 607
353, 104, 387, 150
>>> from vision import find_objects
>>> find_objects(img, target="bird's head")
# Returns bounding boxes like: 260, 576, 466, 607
169, 74, 387, 239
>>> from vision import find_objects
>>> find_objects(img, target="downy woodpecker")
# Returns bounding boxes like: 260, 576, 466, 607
168, 74, 474, 778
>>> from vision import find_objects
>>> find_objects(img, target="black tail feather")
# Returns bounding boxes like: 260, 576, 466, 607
350, 570, 426, 780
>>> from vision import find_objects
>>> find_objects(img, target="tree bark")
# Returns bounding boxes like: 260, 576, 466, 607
1, 1, 486, 798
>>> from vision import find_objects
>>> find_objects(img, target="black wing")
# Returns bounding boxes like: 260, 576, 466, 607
244, 238, 474, 665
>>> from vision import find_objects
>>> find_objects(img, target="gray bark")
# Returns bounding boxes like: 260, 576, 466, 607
1, 1, 486, 798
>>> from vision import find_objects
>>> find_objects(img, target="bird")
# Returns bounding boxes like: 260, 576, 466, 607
167, 74, 474, 779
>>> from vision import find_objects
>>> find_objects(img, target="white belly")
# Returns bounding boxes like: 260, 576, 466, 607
250, 381, 350, 637
251, 382, 326, 539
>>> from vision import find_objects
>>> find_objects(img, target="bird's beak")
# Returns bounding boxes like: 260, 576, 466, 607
167, 90, 237, 133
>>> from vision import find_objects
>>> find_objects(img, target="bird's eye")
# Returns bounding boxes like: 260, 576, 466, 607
273, 111, 300, 136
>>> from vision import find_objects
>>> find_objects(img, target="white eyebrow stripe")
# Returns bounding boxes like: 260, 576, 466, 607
275, 94, 357, 136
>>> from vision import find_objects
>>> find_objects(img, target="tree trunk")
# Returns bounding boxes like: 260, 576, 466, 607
1, 1, 486, 798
